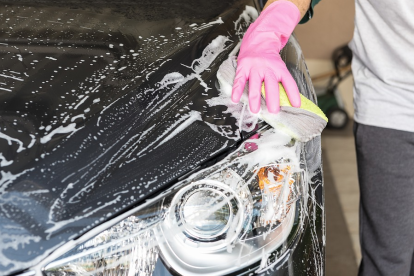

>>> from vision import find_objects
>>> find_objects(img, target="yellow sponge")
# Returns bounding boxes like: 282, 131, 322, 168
261, 83, 328, 122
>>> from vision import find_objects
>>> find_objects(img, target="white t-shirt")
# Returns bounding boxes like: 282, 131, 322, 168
349, 0, 414, 132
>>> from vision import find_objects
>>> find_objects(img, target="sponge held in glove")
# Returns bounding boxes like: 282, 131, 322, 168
270, 82, 328, 122
217, 56, 327, 142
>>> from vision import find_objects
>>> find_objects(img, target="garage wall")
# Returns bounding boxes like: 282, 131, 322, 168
294, 0, 355, 60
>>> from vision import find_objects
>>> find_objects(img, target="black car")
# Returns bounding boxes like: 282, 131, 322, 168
0, 0, 325, 275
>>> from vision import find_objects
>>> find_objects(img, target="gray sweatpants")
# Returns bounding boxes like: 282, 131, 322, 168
354, 122, 414, 276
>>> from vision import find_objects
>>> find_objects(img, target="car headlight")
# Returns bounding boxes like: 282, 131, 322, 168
43, 128, 306, 276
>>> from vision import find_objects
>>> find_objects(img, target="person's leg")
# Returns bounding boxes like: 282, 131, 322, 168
410, 252, 414, 276
354, 122, 414, 276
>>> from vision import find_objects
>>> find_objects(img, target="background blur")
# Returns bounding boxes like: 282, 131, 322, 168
294, 1, 359, 275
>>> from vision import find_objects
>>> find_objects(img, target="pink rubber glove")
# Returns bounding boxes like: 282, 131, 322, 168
231, 0, 302, 114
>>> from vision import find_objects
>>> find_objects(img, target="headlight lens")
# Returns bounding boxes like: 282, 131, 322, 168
181, 186, 232, 237
44, 129, 306, 276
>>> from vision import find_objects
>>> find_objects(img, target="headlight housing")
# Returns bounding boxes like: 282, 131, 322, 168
44, 128, 307, 276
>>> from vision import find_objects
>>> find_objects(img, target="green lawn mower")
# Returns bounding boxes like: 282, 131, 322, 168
314, 45, 353, 129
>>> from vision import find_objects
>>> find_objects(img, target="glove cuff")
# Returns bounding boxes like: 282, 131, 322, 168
249, 0, 301, 49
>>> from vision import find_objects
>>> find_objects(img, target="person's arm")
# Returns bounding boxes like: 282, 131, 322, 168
264, 0, 311, 20
299, 0, 321, 24
231, 0, 313, 114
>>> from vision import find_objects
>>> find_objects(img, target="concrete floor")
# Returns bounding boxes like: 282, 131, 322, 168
323, 122, 360, 275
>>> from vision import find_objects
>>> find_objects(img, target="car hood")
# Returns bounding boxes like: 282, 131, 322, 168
0, 0, 265, 274
0, 0, 321, 274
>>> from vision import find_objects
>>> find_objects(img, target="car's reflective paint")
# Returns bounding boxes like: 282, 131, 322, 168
0, 0, 324, 275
